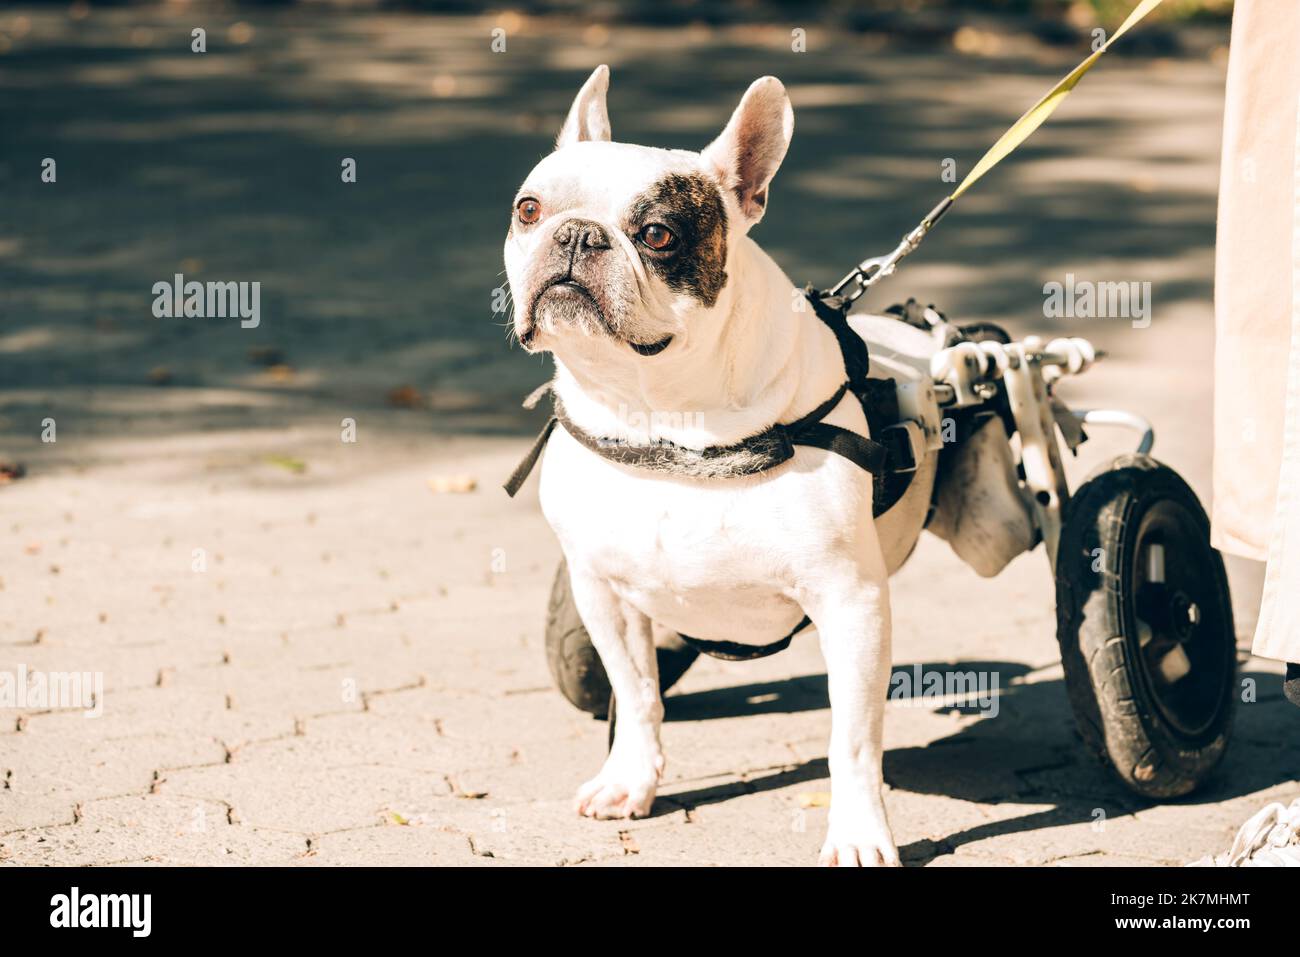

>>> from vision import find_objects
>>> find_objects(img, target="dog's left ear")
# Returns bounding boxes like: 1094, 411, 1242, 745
556, 65, 612, 149
703, 76, 794, 226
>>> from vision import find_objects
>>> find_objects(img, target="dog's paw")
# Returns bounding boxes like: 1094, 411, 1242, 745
574, 753, 663, 820
818, 824, 901, 867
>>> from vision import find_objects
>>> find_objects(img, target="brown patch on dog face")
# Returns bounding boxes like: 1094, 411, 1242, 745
625, 173, 728, 306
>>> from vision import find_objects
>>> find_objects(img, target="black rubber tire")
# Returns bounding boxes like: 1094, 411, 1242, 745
1055, 454, 1236, 799
545, 558, 699, 717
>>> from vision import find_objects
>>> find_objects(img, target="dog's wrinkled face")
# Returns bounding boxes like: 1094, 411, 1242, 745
507, 145, 728, 357
503, 66, 793, 365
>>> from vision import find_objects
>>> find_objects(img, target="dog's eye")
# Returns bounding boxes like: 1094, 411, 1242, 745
516, 198, 542, 225
639, 223, 676, 251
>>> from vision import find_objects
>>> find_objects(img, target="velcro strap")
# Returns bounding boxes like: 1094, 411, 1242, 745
789, 422, 891, 475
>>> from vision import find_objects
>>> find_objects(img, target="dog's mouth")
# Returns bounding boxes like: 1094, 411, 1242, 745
546, 279, 594, 300
528, 278, 672, 357
528, 278, 603, 336
628, 335, 673, 357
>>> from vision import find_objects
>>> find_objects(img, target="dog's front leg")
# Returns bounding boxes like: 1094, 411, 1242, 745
806, 567, 901, 867
567, 565, 664, 819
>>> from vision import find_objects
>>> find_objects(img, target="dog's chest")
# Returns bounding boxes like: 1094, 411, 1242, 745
538, 427, 869, 640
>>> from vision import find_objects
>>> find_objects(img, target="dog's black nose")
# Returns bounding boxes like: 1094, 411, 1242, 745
553, 218, 611, 251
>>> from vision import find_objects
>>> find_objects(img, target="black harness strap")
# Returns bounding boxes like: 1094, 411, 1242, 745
503, 416, 558, 499
541, 381, 854, 483
789, 421, 890, 475
806, 286, 871, 385
503, 290, 893, 498
678, 614, 811, 661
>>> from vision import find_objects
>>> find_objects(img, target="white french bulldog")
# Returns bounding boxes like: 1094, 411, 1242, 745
503, 65, 905, 866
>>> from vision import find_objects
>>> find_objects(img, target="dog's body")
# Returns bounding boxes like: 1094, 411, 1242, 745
504, 66, 905, 865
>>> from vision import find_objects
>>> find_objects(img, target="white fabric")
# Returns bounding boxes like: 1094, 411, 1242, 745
1191, 797, 1300, 867
1252, 95, 1300, 662
1212, 0, 1300, 661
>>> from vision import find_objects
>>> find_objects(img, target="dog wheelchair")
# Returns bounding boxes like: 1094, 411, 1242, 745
542, 295, 1236, 801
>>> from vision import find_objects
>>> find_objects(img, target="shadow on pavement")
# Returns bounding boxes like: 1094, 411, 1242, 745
658, 665, 1300, 862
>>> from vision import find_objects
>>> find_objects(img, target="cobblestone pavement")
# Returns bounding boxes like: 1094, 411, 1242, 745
1, 7, 1297, 866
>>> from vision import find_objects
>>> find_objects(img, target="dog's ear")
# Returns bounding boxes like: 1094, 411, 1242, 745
702, 76, 793, 227
556, 65, 612, 149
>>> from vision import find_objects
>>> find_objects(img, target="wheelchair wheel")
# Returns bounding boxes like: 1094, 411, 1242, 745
545, 558, 699, 717
1055, 454, 1236, 799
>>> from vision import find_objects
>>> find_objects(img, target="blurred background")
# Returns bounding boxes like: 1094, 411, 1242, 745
0, 0, 1235, 468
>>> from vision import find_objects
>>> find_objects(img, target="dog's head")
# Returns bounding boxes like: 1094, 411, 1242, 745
503, 66, 793, 367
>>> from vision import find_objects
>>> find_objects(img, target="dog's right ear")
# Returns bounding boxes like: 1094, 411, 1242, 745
556, 65, 611, 149
702, 76, 793, 227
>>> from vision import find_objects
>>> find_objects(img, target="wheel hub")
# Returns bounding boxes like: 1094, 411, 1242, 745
1128, 501, 1233, 739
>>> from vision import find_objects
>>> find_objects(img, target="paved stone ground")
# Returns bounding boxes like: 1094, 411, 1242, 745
1, 7, 1297, 866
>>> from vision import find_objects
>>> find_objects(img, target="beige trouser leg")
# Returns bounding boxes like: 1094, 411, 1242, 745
1212, 0, 1300, 661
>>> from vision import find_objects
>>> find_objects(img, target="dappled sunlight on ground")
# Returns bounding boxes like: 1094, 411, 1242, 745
2, 6, 1228, 471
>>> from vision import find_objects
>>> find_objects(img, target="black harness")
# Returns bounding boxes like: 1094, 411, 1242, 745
504, 287, 917, 661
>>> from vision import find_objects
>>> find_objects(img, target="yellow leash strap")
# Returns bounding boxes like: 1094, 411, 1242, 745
833, 0, 1167, 303
953, 0, 1165, 199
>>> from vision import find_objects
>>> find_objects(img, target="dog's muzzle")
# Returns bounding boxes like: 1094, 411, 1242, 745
524, 217, 673, 357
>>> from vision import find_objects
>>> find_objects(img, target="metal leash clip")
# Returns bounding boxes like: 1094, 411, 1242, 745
830, 197, 953, 305
827, 0, 1168, 309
